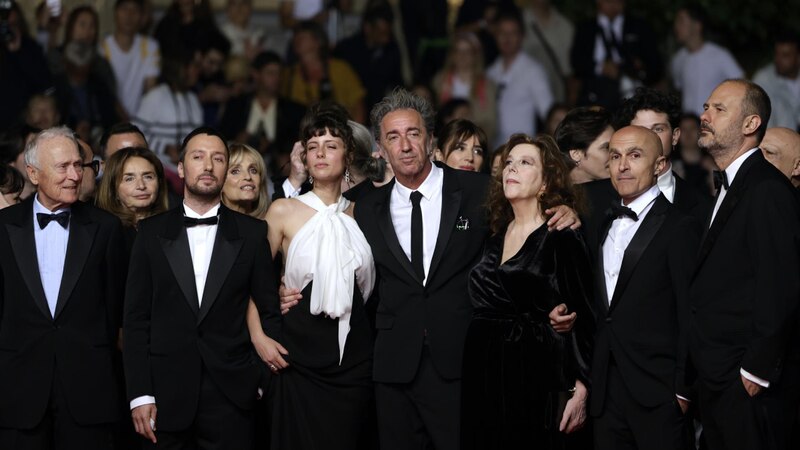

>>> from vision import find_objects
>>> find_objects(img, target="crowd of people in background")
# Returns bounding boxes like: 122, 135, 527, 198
1, 0, 800, 450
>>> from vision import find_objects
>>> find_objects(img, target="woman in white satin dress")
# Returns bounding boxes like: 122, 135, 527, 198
247, 105, 376, 449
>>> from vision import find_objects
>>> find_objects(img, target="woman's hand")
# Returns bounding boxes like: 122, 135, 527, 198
252, 333, 289, 374
559, 380, 588, 434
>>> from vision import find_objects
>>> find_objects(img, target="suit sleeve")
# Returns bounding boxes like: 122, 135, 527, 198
554, 230, 598, 387
249, 220, 281, 341
741, 181, 800, 382
668, 216, 701, 399
104, 217, 128, 343
123, 221, 154, 401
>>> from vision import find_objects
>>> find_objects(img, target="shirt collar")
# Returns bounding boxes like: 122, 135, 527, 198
183, 202, 221, 219
622, 184, 661, 216
723, 148, 759, 190
33, 194, 71, 215
656, 168, 675, 192
393, 163, 442, 202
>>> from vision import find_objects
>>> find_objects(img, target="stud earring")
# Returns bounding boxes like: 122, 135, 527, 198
344, 168, 351, 185
309, 175, 314, 185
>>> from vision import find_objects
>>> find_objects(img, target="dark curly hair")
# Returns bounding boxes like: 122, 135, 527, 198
487, 134, 582, 234
300, 102, 356, 168
613, 87, 681, 131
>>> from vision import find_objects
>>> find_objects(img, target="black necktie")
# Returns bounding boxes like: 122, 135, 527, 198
410, 191, 425, 281
609, 203, 638, 221
712, 170, 729, 191
37, 211, 70, 229
183, 216, 219, 227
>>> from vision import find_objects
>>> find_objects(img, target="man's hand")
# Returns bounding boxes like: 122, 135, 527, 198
279, 276, 302, 315
545, 205, 581, 231
287, 141, 308, 190
741, 375, 764, 397
549, 304, 576, 333
560, 380, 588, 433
676, 397, 689, 414
131, 404, 157, 444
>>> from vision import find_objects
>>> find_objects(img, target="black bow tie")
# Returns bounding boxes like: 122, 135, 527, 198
183, 216, 219, 227
608, 204, 639, 221
37, 211, 70, 229
712, 170, 729, 191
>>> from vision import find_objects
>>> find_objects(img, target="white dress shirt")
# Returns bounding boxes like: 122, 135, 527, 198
593, 14, 624, 72
245, 98, 277, 141
657, 166, 676, 203
33, 196, 70, 318
602, 185, 660, 303
706, 148, 769, 388
390, 165, 443, 285
282, 178, 302, 199
130, 202, 221, 411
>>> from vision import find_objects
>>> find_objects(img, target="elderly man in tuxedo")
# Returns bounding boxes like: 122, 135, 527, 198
0, 126, 127, 449
123, 127, 278, 449
591, 126, 700, 450
689, 79, 800, 450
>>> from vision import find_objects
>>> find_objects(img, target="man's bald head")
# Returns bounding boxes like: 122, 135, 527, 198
762, 127, 800, 187
608, 126, 666, 204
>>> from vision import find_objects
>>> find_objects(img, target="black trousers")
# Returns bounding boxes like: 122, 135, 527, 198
0, 378, 114, 450
375, 344, 460, 450
594, 362, 689, 450
142, 370, 254, 450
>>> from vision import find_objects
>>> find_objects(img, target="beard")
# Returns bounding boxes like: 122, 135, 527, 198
185, 174, 223, 199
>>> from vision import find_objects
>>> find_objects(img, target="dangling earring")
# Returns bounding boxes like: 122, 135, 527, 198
344, 168, 351, 185
308, 175, 314, 185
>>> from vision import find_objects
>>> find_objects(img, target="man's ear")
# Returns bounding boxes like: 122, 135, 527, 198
672, 127, 681, 147
26, 165, 39, 186
432, 148, 444, 162
177, 161, 185, 180
742, 114, 762, 137
654, 155, 667, 176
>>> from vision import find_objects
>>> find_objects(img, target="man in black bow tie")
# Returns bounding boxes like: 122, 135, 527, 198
123, 127, 278, 449
688, 80, 800, 450
591, 126, 700, 450
0, 126, 127, 449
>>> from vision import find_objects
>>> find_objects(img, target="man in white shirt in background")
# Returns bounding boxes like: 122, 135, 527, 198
753, 32, 800, 131
670, 5, 743, 116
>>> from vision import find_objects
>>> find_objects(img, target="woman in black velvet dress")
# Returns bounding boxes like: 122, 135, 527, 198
461, 133, 596, 449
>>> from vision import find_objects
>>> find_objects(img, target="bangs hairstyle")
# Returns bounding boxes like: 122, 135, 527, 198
96, 147, 168, 227
300, 104, 356, 166
223, 143, 270, 218
0, 165, 24, 196
554, 106, 612, 167
436, 119, 489, 171
487, 134, 582, 234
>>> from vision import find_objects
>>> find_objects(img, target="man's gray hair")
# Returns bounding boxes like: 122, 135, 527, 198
370, 87, 436, 141
24, 126, 82, 169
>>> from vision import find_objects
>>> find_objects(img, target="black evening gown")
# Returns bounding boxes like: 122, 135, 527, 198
268, 281, 374, 450
461, 225, 596, 450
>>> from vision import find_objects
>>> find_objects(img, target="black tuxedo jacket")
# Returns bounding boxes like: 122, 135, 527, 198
123, 205, 278, 430
688, 151, 800, 390
217, 95, 306, 155
590, 195, 700, 415
354, 164, 489, 383
0, 199, 126, 428
570, 14, 663, 109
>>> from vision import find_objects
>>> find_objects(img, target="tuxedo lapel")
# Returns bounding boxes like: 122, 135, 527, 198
608, 196, 669, 313
53, 203, 97, 319
6, 199, 51, 320
695, 152, 760, 274
427, 168, 461, 283
376, 180, 420, 283
672, 173, 698, 211
159, 208, 200, 315
197, 207, 243, 324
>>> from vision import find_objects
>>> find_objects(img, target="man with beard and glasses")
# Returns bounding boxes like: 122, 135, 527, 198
123, 127, 278, 449
687, 80, 800, 450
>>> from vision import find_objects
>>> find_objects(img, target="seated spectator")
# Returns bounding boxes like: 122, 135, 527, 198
134, 51, 203, 195
52, 41, 119, 142
487, 7, 553, 146
670, 4, 743, 115
219, 51, 306, 158
0, 1, 52, 130
435, 98, 473, 136
279, 0, 350, 45
521, 0, 574, 102
48, 5, 117, 103
0, 124, 39, 200
220, 0, 266, 60
100, 122, 148, 161
454, 0, 507, 70
77, 138, 99, 203
333, 2, 403, 116
221, 142, 271, 218
0, 164, 24, 209
281, 21, 367, 123
433, 32, 497, 142
154, 0, 219, 59
554, 106, 613, 185
433, 118, 488, 173
753, 32, 800, 130
24, 94, 61, 130
194, 31, 233, 127
101, 0, 160, 119
544, 102, 569, 136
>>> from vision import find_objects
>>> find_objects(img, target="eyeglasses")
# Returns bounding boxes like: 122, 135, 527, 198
82, 159, 101, 175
